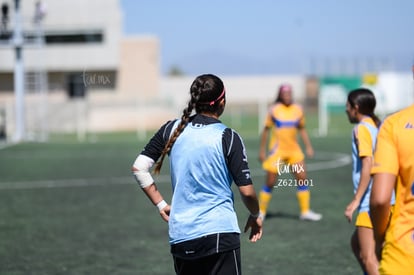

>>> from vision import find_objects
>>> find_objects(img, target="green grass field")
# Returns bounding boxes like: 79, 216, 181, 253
0, 112, 363, 275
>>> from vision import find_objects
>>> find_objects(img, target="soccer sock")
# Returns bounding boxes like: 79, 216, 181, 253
296, 189, 310, 214
259, 185, 273, 215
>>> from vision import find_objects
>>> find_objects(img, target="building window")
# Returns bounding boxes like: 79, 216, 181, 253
44, 31, 103, 44
0, 30, 104, 44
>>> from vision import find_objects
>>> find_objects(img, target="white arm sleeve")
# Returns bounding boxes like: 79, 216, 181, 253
132, 154, 155, 188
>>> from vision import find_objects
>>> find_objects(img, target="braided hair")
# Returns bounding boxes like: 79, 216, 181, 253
347, 88, 381, 128
153, 74, 225, 174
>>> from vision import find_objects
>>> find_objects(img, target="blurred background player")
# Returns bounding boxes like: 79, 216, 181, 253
258, 84, 322, 221
344, 88, 394, 275
132, 74, 262, 275
370, 100, 414, 273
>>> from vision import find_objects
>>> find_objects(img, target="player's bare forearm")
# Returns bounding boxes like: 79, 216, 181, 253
299, 128, 311, 148
142, 183, 170, 222
370, 173, 395, 245
260, 128, 270, 149
353, 156, 372, 202
370, 202, 390, 252
259, 127, 269, 161
344, 156, 372, 223
239, 185, 262, 242
299, 128, 314, 157
238, 185, 260, 216
142, 183, 165, 206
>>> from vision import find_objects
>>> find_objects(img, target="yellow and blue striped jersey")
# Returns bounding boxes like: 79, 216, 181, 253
264, 103, 304, 153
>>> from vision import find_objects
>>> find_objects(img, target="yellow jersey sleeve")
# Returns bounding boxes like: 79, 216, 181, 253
371, 115, 399, 175
356, 123, 373, 158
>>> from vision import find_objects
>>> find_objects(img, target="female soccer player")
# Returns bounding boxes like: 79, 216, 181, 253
370, 102, 414, 274
132, 74, 262, 275
344, 88, 393, 275
258, 83, 322, 221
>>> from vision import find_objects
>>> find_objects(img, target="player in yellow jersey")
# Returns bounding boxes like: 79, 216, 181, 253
344, 88, 395, 275
370, 102, 414, 274
258, 84, 322, 221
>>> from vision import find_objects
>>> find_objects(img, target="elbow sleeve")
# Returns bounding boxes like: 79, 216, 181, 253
132, 155, 155, 188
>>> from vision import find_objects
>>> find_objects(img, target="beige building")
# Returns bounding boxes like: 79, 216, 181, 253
0, 0, 164, 140
0, 0, 317, 141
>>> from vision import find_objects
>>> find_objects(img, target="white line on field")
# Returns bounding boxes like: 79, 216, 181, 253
0, 151, 351, 190
0, 142, 16, 150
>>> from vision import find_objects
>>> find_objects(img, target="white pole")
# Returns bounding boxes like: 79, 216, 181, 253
318, 92, 328, 137
136, 99, 146, 141
76, 98, 86, 142
13, 0, 24, 142
258, 98, 267, 135
34, 3, 48, 141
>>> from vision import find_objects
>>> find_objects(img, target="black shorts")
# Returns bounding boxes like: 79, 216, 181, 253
171, 233, 241, 275
173, 247, 241, 275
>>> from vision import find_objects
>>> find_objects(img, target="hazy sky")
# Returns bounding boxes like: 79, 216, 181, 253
121, 0, 414, 76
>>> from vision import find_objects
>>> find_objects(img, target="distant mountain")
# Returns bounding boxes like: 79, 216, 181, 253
166, 49, 304, 76
164, 49, 412, 76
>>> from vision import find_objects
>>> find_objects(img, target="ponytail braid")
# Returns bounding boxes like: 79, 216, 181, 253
370, 113, 381, 128
153, 85, 202, 174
